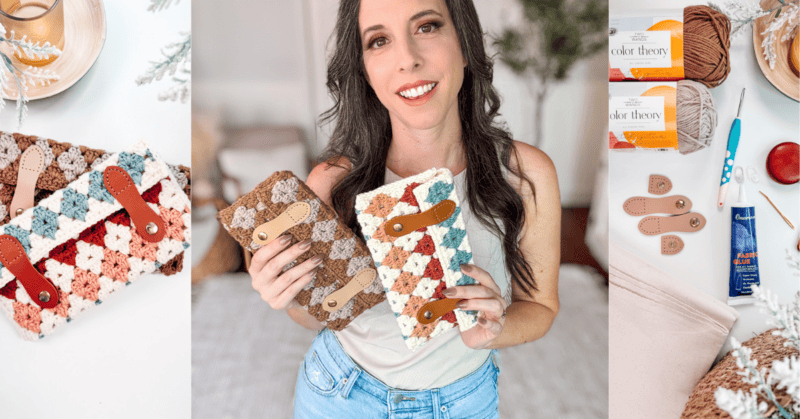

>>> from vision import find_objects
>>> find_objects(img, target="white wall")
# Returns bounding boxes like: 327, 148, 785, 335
193, 0, 606, 206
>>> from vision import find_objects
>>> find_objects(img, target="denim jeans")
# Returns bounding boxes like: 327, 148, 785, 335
293, 329, 500, 419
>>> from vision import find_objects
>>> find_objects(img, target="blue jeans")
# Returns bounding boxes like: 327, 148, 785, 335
293, 329, 500, 419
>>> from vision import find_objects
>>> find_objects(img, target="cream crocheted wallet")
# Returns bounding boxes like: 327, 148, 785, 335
217, 171, 384, 331
0, 141, 191, 340
355, 168, 479, 352
0, 131, 191, 276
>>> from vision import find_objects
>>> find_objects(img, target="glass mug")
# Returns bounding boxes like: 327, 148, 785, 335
0, 0, 64, 66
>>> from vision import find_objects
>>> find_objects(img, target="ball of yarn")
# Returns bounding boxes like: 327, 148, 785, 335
684, 5, 731, 88
677, 80, 718, 155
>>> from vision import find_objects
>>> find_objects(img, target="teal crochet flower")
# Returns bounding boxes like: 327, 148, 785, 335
448, 249, 472, 272
441, 227, 466, 249
32, 206, 59, 239
61, 188, 89, 221
5, 225, 31, 253
88, 171, 115, 203
439, 206, 461, 228
118, 152, 145, 185
425, 181, 454, 204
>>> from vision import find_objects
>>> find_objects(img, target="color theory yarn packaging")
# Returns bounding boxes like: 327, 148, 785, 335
0, 141, 191, 340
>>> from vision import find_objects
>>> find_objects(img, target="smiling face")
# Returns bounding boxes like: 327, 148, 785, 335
359, 0, 466, 130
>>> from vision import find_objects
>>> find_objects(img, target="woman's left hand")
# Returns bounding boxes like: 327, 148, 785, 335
443, 264, 508, 350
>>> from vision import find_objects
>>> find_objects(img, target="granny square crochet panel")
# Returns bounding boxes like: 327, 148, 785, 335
355, 168, 478, 352
217, 171, 385, 331
0, 141, 191, 340
0, 131, 191, 276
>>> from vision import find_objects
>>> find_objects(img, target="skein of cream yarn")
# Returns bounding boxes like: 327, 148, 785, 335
677, 80, 718, 155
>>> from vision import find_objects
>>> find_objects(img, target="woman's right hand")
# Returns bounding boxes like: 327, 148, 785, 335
248, 235, 324, 310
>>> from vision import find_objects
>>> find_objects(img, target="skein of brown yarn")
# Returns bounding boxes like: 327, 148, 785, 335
684, 5, 732, 88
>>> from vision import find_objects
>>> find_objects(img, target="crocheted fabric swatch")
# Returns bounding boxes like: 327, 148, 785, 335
0, 141, 191, 341
0, 132, 191, 276
355, 168, 478, 352
217, 171, 385, 331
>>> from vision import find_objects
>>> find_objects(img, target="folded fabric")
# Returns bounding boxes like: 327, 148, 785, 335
0, 141, 191, 340
217, 171, 384, 331
355, 167, 478, 352
609, 242, 738, 419
0, 131, 190, 276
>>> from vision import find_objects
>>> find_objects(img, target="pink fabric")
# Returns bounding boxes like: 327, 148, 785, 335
609, 242, 738, 419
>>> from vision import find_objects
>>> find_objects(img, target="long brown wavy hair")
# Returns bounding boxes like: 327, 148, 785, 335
317, 0, 540, 294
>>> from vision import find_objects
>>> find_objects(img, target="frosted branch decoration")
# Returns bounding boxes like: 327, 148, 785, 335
0, 24, 61, 127
710, 0, 799, 69
147, 0, 181, 13
715, 288, 800, 418
135, 32, 191, 103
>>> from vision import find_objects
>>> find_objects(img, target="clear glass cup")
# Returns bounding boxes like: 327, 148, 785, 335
0, 0, 64, 66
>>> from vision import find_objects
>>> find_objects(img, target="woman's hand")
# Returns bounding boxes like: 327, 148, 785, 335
443, 264, 509, 350
249, 235, 323, 310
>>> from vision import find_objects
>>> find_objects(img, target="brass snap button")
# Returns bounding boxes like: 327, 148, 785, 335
327, 300, 337, 308
658, 182, 666, 189
669, 241, 677, 249
392, 223, 403, 232
423, 310, 433, 320
38, 291, 50, 303
15, 208, 23, 216
675, 200, 685, 209
258, 232, 268, 241
690, 218, 700, 227
146, 222, 159, 235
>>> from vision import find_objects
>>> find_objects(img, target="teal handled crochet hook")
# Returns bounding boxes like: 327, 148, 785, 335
717, 88, 746, 209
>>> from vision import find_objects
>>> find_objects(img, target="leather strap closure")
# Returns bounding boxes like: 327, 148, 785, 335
252, 202, 311, 246
0, 235, 58, 309
417, 298, 461, 324
661, 235, 684, 255
322, 267, 377, 312
623, 195, 692, 216
10, 145, 45, 218
648, 175, 672, 195
104, 166, 166, 243
638, 212, 707, 236
385, 200, 456, 237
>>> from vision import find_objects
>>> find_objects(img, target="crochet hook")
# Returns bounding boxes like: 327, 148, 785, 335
717, 88, 745, 209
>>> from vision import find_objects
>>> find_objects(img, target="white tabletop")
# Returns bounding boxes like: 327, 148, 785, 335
0, 2, 191, 418
610, 0, 800, 359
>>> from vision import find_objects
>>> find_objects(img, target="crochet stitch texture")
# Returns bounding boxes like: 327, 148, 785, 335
355, 168, 478, 352
0, 132, 191, 276
217, 171, 385, 331
0, 141, 191, 340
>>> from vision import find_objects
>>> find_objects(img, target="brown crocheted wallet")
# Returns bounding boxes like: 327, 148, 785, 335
217, 171, 385, 330
0, 132, 191, 276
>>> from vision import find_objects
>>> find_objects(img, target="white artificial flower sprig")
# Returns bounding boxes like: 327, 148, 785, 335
787, 249, 800, 276
709, 0, 799, 69
147, 0, 180, 12
135, 32, 191, 102
715, 288, 800, 419
0, 24, 61, 127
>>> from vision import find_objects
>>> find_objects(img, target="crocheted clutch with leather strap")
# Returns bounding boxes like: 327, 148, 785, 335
217, 171, 384, 330
0, 141, 191, 340
0, 131, 190, 276
355, 168, 478, 352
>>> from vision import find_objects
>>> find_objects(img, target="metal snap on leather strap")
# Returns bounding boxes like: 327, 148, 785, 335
676, 199, 685, 209
322, 268, 377, 312
417, 298, 461, 324
385, 199, 456, 237
0, 235, 58, 309
690, 217, 700, 227
252, 202, 311, 246
104, 166, 166, 243
15, 208, 23, 216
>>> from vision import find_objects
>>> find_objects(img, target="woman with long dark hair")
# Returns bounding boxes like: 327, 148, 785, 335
248, 0, 561, 416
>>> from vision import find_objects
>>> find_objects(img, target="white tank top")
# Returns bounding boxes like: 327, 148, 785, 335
333, 166, 512, 390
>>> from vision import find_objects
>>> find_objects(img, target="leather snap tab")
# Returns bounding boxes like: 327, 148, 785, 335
385, 199, 456, 237
104, 166, 166, 243
0, 235, 58, 309
39, 291, 51, 303
252, 202, 311, 246
10, 145, 45, 219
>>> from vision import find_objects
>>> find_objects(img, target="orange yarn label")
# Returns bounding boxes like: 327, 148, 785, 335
609, 82, 678, 151
609, 15, 685, 81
